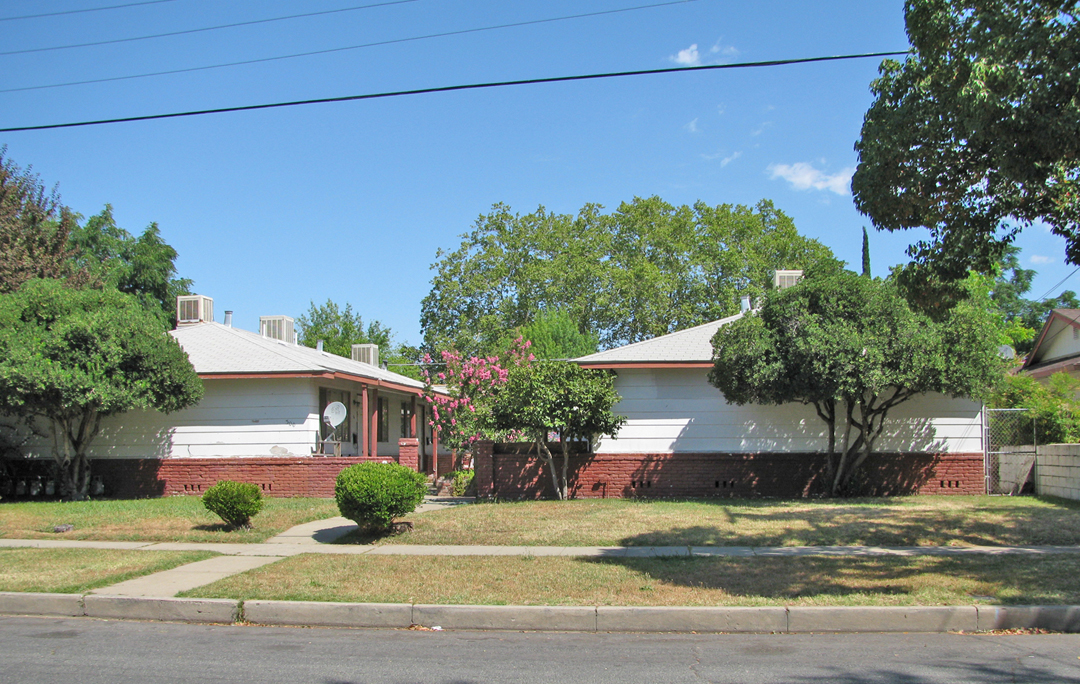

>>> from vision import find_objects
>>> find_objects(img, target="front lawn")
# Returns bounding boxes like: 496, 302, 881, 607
0, 548, 217, 593
0, 496, 339, 543
342, 495, 1080, 547
182, 553, 1080, 607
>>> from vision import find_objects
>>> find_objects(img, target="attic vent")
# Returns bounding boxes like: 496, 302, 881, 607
773, 269, 803, 290
176, 295, 213, 326
352, 344, 379, 367
260, 315, 296, 344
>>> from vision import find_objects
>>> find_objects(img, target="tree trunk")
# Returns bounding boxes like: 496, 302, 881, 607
535, 436, 565, 501
51, 410, 99, 501
559, 437, 570, 501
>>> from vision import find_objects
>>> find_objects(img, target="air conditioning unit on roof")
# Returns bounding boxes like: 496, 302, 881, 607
352, 344, 379, 367
176, 295, 213, 326
260, 315, 296, 344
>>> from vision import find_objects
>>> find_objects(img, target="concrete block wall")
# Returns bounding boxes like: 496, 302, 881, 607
474, 442, 985, 499
1036, 444, 1080, 501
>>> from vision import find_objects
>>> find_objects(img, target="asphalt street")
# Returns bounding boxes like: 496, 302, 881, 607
2, 616, 1079, 683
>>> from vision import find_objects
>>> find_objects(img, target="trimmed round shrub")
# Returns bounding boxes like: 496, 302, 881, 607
202, 480, 264, 528
449, 469, 475, 497
335, 462, 427, 531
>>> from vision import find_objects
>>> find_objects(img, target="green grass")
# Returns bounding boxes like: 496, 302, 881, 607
0, 496, 339, 543
182, 552, 1080, 607
337, 495, 1080, 547
0, 548, 217, 593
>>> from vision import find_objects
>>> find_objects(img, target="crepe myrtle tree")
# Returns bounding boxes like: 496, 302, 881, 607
489, 360, 625, 500
710, 265, 1003, 496
0, 279, 203, 500
421, 337, 534, 459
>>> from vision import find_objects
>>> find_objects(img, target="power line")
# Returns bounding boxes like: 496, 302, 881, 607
0, 0, 177, 22
0, 0, 697, 94
0, 51, 910, 133
1033, 266, 1080, 302
0, 0, 419, 56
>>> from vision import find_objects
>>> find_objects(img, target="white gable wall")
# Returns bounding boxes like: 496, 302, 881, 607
596, 368, 983, 455
1040, 319, 1080, 364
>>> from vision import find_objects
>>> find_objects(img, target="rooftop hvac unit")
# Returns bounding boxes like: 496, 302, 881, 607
176, 295, 213, 326
352, 343, 379, 367
260, 315, 296, 344
773, 269, 804, 290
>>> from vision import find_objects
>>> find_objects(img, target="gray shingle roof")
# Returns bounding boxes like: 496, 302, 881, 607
170, 322, 424, 389
575, 312, 745, 364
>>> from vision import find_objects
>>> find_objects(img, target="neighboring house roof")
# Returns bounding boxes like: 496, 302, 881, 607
575, 312, 745, 367
1021, 308, 1080, 377
171, 322, 426, 394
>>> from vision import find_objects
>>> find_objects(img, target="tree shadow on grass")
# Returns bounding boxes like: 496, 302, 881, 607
583, 553, 1080, 605
614, 496, 1080, 547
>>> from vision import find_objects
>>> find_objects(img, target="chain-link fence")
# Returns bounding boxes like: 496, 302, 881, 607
983, 408, 1037, 495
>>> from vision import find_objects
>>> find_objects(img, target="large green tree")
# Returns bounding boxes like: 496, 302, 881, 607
296, 299, 422, 379
422, 197, 836, 357
518, 309, 600, 360
853, 0, 1080, 282
67, 205, 192, 328
710, 266, 1003, 496
0, 279, 203, 499
489, 360, 625, 500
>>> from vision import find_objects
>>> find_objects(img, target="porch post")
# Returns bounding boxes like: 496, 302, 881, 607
432, 425, 440, 479
360, 386, 370, 458
369, 389, 380, 459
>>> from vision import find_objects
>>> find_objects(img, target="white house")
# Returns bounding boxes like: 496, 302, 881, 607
1021, 308, 1080, 380
15, 295, 446, 498
475, 306, 987, 499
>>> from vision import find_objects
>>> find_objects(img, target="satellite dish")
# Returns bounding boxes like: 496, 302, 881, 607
322, 401, 347, 428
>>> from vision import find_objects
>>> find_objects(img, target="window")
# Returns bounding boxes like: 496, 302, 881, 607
318, 388, 350, 443
400, 401, 414, 439
377, 397, 389, 443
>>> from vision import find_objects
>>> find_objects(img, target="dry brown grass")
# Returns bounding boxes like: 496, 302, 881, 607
338, 495, 1080, 547
0, 548, 216, 593
0, 497, 339, 543
182, 553, 1080, 607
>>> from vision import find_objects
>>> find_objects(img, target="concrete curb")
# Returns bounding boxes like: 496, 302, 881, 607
0, 592, 84, 617
83, 595, 239, 623
596, 606, 787, 633
243, 600, 411, 629
3, 594, 1080, 633
787, 606, 978, 633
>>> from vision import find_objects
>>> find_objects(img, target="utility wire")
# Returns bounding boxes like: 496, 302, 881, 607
1033, 266, 1080, 303
0, 0, 177, 22
0, 0, 697, 94
0, 0, 419, 56
0, 51, 910, 132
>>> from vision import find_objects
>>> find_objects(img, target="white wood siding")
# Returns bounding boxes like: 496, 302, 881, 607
1042, 320, 1080, 364
595, 368, 983, 454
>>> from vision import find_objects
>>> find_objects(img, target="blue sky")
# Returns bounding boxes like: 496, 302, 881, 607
2, 0, 1075, 347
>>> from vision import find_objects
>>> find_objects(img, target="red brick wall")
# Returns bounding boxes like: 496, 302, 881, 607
475, 442, 985, 499
93, 455, 405, 499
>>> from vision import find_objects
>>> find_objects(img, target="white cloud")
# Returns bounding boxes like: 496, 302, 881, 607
751, 121, 773, 136
701, 150, 741, 165
684, 118, 700, 133
717, 103, 725, 115
1030, 254, 1054, 264
768, 162, 854, 196
671, 44, 701, 66
710, 42, 739, 60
